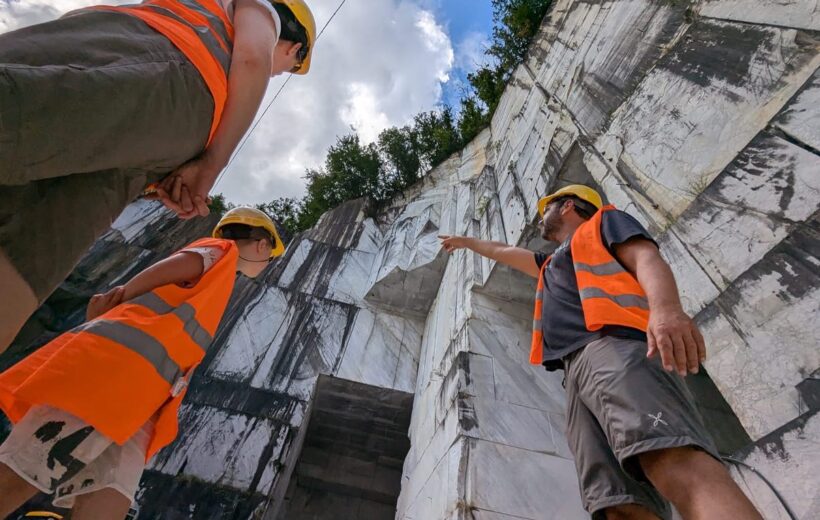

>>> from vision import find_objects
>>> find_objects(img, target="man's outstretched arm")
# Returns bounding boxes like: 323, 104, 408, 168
614, 237, 706, 376
439, 235, 540, 278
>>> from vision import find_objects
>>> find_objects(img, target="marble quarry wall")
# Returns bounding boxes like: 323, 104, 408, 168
2, 0, 818, 518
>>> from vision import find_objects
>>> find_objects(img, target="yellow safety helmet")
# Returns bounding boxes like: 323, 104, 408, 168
212, 207, 285, 258
274, 0, 316, 75
537, 184, 603, 217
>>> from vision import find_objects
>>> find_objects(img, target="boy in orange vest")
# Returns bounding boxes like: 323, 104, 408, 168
439, 185, 762, 520
0, 0, 315, 355
0, 207, 283, 519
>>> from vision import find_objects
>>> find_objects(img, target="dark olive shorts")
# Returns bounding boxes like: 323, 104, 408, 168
0, 10, 214, 301
563, 336, 721, 519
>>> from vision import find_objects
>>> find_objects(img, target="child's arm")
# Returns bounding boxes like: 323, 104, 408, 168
86, 252, 205, 320
158, 0, 278, 218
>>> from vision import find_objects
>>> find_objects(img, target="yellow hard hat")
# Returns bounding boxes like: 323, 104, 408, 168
212, 207, 285, 258
274, 0, 316, 75
537, 184, 603, 216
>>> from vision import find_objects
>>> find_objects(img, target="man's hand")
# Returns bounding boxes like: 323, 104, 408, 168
613, 237, 705, 376
87, 286, 125, 321
439, 235, 470, 253
154, 154, 221, 219
647, 306, 706, 376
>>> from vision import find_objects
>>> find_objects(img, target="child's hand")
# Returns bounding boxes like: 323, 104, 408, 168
87, 286, 126, 321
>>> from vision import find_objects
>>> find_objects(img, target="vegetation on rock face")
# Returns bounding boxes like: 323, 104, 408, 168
218, 0, 553, 234
207, 193, 233, 216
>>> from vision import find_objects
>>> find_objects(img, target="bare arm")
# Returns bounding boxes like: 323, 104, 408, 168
439, 235, 540, 278
86, 253, 204, 320
157, 0, 277, 218
614, 238, 706, 376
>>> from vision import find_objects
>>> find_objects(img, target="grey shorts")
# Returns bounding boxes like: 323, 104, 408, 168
563, 336, 721, 519
0, 10, 213, 301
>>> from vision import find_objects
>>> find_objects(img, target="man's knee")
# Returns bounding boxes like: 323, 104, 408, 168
604, 503, 661, 520
638, 446, 721, 495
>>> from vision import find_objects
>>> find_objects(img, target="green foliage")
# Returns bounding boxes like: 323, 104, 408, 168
255, 0, 552, 236
207, 193, 234, 216
413, 108, 462, 168
378, 125, 422, 190
458, 96, 491, 144
469, 0, 553, 112
255, 197, 300, 235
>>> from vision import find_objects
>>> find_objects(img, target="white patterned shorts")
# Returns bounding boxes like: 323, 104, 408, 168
0, 405, 152, 508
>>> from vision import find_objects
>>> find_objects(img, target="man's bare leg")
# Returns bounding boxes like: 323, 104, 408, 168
0, 462, 40, 518
640, 447, 762, 520
0, 250, 38, 354
604, 504, 661, 519
72, 487, 132, 520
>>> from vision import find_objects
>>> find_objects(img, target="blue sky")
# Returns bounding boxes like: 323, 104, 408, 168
431, 0, 495, 107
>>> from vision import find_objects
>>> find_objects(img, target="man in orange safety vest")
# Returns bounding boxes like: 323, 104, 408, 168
439, 185, 762, 520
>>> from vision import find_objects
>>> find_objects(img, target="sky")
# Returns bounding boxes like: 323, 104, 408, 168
1, 0, 494, 205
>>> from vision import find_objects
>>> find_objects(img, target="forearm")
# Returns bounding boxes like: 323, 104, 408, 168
203, 51, 271, 170
461, 237, 514, 261
122, 254, 204, 302
459, 237, 539, 278
635, 254, 683, 312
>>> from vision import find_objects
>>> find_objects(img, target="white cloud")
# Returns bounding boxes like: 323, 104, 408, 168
339, 83, 391, 144
1, 0, 455, 205
455, 30, 491, 74
0, 0, 130, 33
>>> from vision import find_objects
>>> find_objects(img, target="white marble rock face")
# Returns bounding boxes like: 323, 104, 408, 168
79, 0, 819, 518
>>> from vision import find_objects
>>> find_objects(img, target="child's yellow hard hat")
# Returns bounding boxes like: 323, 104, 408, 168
212, 207, 285, 258
275, 0, 316, 75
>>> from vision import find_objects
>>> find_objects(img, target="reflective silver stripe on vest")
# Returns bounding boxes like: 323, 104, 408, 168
131, 293, 214, 351
178, 0, 233, 49
141, 5, 232, 75
579, 287, 649, 310
535, 291, 543, 301
77, 320, 181, 386
533, 319, 542, 331
174, 303, 214, 350
132, 292, 174, 315
574, 261, 625, 276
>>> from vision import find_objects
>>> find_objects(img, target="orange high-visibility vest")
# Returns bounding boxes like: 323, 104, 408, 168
530, 206, 649, 365
0, 238, 238, 460
90, 0, 235, 144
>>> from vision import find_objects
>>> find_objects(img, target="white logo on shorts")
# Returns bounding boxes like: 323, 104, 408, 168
648, 412, 668, 427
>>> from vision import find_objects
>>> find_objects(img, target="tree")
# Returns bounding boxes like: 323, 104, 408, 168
468, 0, 552, 113
207, 193, 233, 216
378, 126, 422, 192
413, 107, 461, 168
457, 96, 490, 144
257, 197, 302, 236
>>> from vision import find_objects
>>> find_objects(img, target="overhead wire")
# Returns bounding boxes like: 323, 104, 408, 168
213, 0, 348, 190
